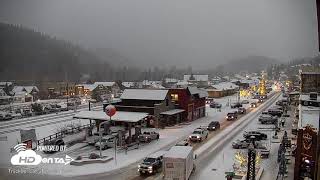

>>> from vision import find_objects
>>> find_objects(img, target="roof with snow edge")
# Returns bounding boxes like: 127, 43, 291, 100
74, 111, 149, 122
121, 89, 169, 100
94, 82, 116, 87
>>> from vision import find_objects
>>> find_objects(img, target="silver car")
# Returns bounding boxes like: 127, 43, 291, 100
95, 135, 116, 150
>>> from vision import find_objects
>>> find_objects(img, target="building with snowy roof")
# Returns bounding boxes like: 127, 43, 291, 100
114, 89, 184, 128
206, 82, 239, 98
183, 74, 209, 87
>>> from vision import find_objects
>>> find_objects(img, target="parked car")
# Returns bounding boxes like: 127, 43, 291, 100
175, 139, 190, 146
0, 113, 13, 121
139, 131, 160, 143
243, 131, 267, 141
138, 151, 166, 175
206, 98, 214, 104
258, 114, 277, 124
189, 128, 208, 142
232, 139, 251, 149
226, 112, 238, 121
210, 102, 222, 108
207, 121, 220, 131
241, 100, 250, 104
268, 108, 282, 117
250, 102, 257, 108
95, 135, 116, 150
237, 107, 246, 114
231, 102, 242, 108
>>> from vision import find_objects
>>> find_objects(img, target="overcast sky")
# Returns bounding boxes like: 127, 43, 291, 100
0, 0, 318, 69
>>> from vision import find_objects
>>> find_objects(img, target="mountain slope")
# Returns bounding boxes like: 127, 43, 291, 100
0, 23, 111, 82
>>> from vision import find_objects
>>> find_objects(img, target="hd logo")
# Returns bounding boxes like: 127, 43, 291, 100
10, 143, 74, 166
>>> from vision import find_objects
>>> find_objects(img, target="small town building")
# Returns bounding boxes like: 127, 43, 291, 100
114, 89, 184, 128
206, 82, 239, 98
294, 93, 320, 180
94, 82, 121, 98
168, 87, 207, 122
300, 72, 320, 93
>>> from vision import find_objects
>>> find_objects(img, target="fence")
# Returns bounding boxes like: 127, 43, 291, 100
37, 123, 95, 145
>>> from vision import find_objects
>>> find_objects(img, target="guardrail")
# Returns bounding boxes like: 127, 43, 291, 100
37, 123, 95, 145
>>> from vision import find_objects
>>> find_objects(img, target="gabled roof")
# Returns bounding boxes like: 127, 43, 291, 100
24, 86, 39, 93
13, 86, 26, 93
187, 86, 208, 98
94, 82, 116, 87
121, 89, 169, 100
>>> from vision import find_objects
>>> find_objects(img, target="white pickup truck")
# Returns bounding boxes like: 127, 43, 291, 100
189, 127, 208, 142
163, 146, 196, 180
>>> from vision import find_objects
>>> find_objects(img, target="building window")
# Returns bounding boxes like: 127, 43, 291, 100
171, 94, 179, 101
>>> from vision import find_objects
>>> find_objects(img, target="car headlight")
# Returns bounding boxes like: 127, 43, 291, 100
226, 116, 228, 118
197, 136, 200, 139
138, 165, 141, 168
148, 166, 153, 170
231, 116, 233, 118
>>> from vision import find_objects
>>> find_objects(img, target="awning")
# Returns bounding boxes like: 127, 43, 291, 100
160, 109, 185, 115
74, 111, 149, 123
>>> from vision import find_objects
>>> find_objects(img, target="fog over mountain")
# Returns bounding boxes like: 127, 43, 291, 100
0, 0, 318, 70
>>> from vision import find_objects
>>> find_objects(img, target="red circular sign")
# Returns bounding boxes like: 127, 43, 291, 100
105, 105, 116, 117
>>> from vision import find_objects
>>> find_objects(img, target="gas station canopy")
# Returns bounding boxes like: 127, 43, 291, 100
74, 111, 149, 123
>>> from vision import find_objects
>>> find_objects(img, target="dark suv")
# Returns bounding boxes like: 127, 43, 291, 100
243, 131, 267, 141
226, 112, 238, 121
207, 121, 220, 131
210, 102, 222, 108
231, 102, 242, 108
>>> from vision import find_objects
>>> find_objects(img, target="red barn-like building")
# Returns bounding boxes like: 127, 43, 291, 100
168, 87, 208, 122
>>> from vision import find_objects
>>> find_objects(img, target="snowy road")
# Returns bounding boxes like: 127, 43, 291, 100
191, 93, 282, 180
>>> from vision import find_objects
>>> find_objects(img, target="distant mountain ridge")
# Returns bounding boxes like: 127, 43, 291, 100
0, 23, 112, 82
221, 56, 279, 73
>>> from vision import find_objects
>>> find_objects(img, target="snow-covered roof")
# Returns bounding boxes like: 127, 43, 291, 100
165, 78, 179, 83
210, 82, 239, 91
74, 111, 149, 122
301, 72, 320, 75
94, 82, 116, 87
13, 86, 26, 93
298, 105, 320, 130
121, 89, 169, 100
187, 87, 208, 98
24, 86, 39, 93
164, 146, 193, 159
122, 82, 135, 88
77, 84, 98, 91
184, 75, 208, 82
176, 81, 191, 86
0, 82, 13, 86
160, 109, 185, 115
13, 86, 39, 94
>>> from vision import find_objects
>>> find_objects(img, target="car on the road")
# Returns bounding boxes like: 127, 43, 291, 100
250, 102, 257, 108
175, 139, 190, 146
206, 98, 214, 104
237, 107, 246, 114
0, 112, 13, 121
243, 131, 267, 141
226, 112, 238, 121
259, 149, 270, 158
232, 139, 250, 149
258, 114, 277, 124
189, 128, 208, 142
268, 108, 282, 117
209, 102, 222, 108
207, 121, 220, 131
231, 102, 242, 108
138, 151, 166, 175
139, 131, 160, 143
241, 100, 250, 104
95, 135, 116, 150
